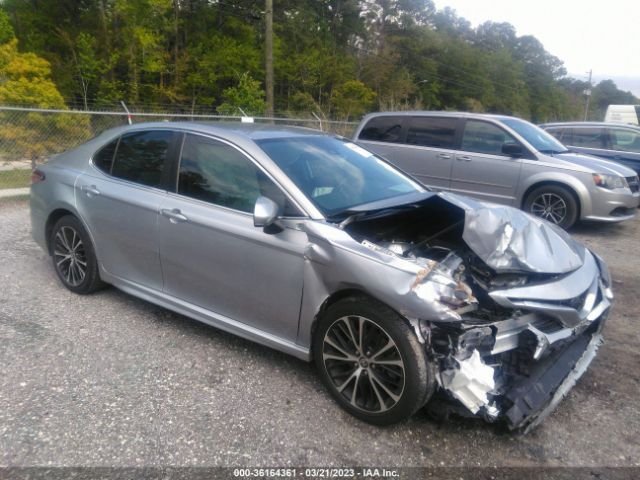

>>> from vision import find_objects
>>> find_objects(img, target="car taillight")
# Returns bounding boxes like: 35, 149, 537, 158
31, 169, 46, 184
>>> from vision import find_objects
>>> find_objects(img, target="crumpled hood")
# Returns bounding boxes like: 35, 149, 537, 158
438, 192, 585, 274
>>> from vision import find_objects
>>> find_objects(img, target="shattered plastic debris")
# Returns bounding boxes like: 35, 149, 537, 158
439, 350, 497, 416
411, 253, 478, 320
439, 192, 584, 274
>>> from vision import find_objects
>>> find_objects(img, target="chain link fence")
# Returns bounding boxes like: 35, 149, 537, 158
0, 106, 358, 192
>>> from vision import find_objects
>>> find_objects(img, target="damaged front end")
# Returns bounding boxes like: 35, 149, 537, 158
340, 193, 612, 432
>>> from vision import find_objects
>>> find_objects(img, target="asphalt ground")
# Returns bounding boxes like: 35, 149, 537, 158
0, 197, 639, 471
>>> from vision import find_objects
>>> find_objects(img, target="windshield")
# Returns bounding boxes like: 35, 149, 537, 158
256, 136, 423, 216
499, 117, 569, 154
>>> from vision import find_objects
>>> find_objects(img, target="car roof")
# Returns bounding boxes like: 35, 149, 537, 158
359, 111, 522, 122
540, 121, 640, 129
96, 121, 328, 142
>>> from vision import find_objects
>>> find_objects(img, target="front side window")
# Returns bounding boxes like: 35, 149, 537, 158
359, 116, 404, 143
178, 134, 300, 215
461, 120, 519, 155
406, 117, 458, 149
111, 130, 175, 188
570, 128, 606, 148
257, 136, 422, 216
545, 128, 566, 142
609, 128, 640, 153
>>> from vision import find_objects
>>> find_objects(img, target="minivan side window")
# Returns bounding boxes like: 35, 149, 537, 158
461, 120, 518, 156
111, 130, 175, 188
545, 128, 565, 142
609, 128, 640, 153
568, 128, 606, 148
359, 116, 404, 143
93, 138, 118, 174
178, 134, 302, 215
406, 117, 457, 149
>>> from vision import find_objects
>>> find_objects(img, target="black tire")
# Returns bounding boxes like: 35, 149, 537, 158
524, 184, 578, 229
313, 296, 434, 426
49, 215, 106, 294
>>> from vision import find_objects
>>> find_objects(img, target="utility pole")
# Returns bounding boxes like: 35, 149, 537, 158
583, 69, 593, 121
265, 0, 274, 118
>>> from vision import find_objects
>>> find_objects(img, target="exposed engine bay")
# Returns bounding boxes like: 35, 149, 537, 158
338, 193, 611, 432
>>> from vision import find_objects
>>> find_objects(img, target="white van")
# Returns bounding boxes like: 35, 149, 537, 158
604, 105, 640, 125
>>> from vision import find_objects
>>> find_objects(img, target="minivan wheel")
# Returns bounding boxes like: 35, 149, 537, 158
524, 185, 578, 229
50, 215, 105, 294
313, 296, 433, 425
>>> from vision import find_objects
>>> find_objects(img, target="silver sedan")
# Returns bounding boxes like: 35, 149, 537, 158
31, 122, 612, 432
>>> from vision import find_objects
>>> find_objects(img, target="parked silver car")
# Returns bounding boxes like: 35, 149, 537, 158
31, 122, 612, 432
354, 112, 640, 228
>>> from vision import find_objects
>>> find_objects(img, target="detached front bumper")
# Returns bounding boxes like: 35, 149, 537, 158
426, 250, 612, 432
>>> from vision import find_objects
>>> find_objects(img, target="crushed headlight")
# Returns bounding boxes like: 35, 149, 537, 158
593, 173, 628, 190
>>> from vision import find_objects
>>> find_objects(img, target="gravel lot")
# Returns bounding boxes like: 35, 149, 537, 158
0, 197, 639, 469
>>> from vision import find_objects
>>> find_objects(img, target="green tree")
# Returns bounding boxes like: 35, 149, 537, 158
330, 80, 376, 120
216, 72, 266, 116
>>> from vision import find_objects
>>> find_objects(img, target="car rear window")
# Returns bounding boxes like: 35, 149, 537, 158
406, 117, 458, 149
111, 130, 175, 188
358, 116, 404, 143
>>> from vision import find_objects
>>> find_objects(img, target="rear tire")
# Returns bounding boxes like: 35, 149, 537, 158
524, 185, 578, 229
313, 296, 434, 425
49, 215, 105, 294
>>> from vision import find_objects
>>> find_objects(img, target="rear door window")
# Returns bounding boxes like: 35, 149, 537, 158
359, 116, 404, 143
111, 130, 176, 188
406, 117, 458, 149
567, 128, 606, 148
461, 120, 518, 155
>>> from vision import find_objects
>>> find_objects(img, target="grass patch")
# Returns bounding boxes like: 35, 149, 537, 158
0, 169, 31, 189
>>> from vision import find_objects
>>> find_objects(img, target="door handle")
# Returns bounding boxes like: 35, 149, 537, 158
80, 184, 100, 196
437, 153, 452, 159
456, 155, 472, 162
160, 208, 188, 224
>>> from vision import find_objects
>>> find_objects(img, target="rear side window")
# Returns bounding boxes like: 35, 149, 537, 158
111, 130, 175, 188
93, 139, 118, 174
567, 128, 605, 148
359, 116, 404, 143
609, 128, 640, 153
178, 134, 301, 215
461, 120, 518, 155
406, 117, 457, 149
545, 128, 566, 141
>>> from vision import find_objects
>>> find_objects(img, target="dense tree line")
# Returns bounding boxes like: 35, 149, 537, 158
0, 0, 638, 122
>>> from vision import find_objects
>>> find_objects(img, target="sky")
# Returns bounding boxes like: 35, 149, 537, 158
434, 0, 640, 96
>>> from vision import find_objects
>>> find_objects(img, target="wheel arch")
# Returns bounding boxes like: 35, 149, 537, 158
309, 288, 418, 355
521, 180, 583, 220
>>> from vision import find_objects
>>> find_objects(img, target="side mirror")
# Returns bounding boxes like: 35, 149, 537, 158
253, 196, 279, 228
502, 143, 524, 157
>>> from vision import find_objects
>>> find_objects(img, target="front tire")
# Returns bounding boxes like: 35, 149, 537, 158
313, 296, 433, 425
49, 215, 105, 294
524, 185, 578, 229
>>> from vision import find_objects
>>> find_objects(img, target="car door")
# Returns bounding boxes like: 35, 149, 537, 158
560, 126, 608, 158
396, 116, 460, 190
605, 127, 640, 175
75, 129, 178, 290
158, 133, 307, 342
449, 119, 523, 205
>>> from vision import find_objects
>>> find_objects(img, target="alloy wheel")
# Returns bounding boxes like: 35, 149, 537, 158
322, 315, 405, 413
530, 192, 567, 224
53, 226, 87, 287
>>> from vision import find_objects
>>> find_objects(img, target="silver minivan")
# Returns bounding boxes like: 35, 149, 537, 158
354, 112, 640, 228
